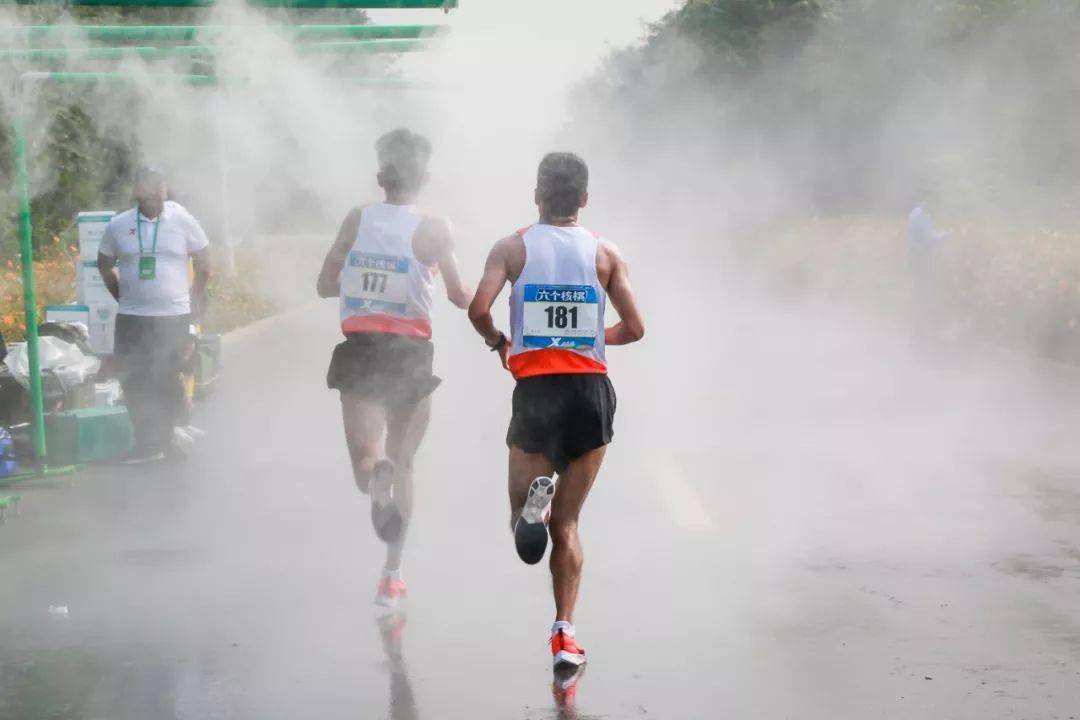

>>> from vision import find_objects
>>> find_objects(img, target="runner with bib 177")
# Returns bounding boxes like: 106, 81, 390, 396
317, 128, 473, 609
467, 152, 646, 670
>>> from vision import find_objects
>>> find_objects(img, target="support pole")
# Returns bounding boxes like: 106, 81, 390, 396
12, 113, 46, 462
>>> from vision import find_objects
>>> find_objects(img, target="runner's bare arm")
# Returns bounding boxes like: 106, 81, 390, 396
468, 235, 516, 367
439, 250, 472, 309
601, 241, 645, 346
416, 216, 473, 309
317, 207, 363, 298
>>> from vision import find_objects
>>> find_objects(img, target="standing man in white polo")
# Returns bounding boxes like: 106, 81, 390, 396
98, 167, 212, 462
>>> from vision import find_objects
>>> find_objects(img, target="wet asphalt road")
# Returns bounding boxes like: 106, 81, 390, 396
2, 288, 1080, 720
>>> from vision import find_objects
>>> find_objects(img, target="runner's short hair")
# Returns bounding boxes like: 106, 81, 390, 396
376, 128, 432, 193
537, 152, 588, 216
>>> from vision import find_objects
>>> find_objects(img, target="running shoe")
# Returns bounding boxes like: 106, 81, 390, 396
550, 628, 586, 670
374, 576, 408, 609
370, 459, 403, 543
173, 426, 196, 448
182, 424, 207, 439
514, 476, 555, 564
122, 450, 166, 465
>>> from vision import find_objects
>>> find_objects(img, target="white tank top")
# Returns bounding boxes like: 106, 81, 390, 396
508, 224, 607, 378
339, 203, 435, 338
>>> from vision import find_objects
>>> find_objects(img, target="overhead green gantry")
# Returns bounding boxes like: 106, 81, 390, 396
12, 0, 456, 7
0, 24, 447, 43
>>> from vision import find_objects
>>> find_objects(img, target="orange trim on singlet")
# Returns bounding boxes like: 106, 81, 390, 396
341, 314, 432, 339
508, 348, 607, 379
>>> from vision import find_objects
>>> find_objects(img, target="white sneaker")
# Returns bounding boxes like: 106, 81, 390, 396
172, 426, 196, 450
122, 450, 166, 465
514, 476, 556, 565
370, 459, 394, 509
370, 460, 403, 543
183, 425, 207, 439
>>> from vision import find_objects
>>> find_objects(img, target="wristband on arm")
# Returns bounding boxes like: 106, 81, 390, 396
487, 332, 508, 351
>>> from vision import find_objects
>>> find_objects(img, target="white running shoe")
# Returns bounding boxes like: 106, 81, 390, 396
122, 450, 166, 465
182, 425, 207, 439
172, 426, 196, 449
515, 476, 556, 564
370, 460, 403, 543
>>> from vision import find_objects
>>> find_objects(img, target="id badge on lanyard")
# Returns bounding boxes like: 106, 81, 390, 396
139, 255, 157, 280
137, 212, 160, 280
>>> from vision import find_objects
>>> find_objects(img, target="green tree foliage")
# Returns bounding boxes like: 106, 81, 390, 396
670, 0, 825, 71
575, 0, 1080, 219
0, 3, 369, 260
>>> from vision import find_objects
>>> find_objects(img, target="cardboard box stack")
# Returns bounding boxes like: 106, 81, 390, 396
76, 211, 117, 354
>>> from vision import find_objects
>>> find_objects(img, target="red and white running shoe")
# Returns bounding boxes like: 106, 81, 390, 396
374, 577, 407, 609
550, 628, 586, 669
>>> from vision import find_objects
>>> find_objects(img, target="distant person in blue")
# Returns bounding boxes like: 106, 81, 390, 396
908, 202, 946, 296
907, 200, 949, 339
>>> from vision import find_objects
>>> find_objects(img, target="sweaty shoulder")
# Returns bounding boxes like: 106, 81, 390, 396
413, 212, 453, 265
336, 205, 366, 243
344, 205, 367, 224
595, 236, 623, 287
496, 231, 527, 281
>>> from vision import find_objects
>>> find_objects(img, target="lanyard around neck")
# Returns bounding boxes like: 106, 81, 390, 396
136, 211, 161, 256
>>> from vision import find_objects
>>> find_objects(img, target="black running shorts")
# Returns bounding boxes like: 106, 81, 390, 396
327, 332, 441, 407
506, 373, 616, 474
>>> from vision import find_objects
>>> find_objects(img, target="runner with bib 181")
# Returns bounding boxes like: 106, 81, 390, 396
317, 129, 473, 609
468, 152, 645, 670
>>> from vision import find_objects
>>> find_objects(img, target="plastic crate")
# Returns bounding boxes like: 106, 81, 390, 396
46, 406, 134, 465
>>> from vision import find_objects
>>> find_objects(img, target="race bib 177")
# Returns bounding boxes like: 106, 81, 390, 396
342, 252, 410, 314
522, 284, 599, 349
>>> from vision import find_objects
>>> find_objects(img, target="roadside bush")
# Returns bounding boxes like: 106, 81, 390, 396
757, 216, 1080, 362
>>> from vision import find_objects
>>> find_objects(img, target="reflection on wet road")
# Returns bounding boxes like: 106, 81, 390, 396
376, 612, 418, 720
3, 295, 1080, 719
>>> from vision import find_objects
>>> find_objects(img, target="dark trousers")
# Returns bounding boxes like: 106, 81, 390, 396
115, 314, 191, 454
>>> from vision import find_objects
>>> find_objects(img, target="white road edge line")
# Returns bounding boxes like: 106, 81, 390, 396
654, 458, 714, 530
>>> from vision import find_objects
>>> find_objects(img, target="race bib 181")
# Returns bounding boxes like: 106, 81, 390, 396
522, 284, 599, 349
342, 252, 410, 314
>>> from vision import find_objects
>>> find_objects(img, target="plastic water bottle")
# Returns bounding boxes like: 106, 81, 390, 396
0, 427, 15, 479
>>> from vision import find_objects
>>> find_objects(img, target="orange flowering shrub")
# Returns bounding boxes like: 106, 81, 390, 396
1, 238, 275, 342
0, 237, 79, 342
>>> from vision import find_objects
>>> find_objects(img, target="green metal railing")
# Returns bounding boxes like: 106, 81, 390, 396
0, 38, 427, 62
0, 24, 446, 43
